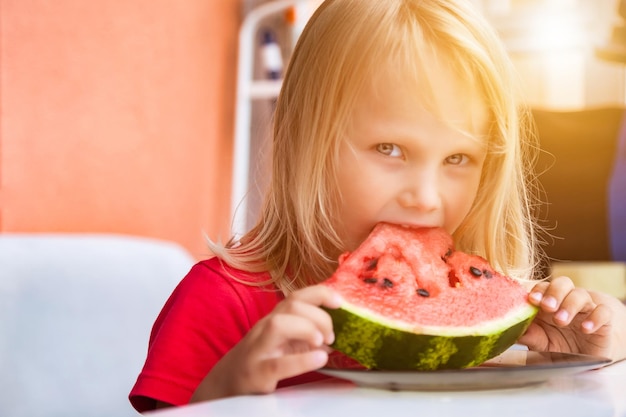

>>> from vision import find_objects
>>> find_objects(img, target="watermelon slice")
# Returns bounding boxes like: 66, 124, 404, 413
322, 223, 538, 370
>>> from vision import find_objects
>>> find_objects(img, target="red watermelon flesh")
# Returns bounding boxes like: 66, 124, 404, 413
322, 223, 537, 370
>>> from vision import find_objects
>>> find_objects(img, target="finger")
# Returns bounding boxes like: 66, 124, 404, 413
527, 281, 550, 305
516, 322, 548, 352
580, 304, 613, 334
552, 287, 596, 326
275, 300, 336, 345
287, 285, 343, 309
256, 349, 329, 390
254, 314, 328, 355
535, 275, 577, 312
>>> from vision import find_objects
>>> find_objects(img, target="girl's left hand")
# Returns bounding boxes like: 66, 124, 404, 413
517, 275, 615, 359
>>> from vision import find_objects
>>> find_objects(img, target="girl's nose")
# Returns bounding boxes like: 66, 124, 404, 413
398, 174, 442, 212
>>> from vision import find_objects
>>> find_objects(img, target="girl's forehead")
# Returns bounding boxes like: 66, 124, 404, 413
354, 47, 490, 139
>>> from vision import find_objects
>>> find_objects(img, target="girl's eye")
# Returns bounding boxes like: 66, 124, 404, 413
445, 153, 468, 165
376, 143, 403, 158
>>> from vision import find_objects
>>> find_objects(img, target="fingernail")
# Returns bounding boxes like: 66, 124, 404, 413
333, 293, 343, 306
326, 332, 335, 345
542, 296, 557, 309
582, 321, 594, 331
529, 292, 543, 303
312, 350, 329, 367
555, 309, 568, 322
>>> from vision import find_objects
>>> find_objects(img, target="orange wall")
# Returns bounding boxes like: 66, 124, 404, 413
1, 0, 240, 258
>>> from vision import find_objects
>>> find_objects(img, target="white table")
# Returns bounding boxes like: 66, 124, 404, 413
148, 359, 626, 417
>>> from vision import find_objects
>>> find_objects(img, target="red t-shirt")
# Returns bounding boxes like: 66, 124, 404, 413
129, 257, 331, 412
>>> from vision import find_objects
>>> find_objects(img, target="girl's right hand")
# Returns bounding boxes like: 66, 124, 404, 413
190, 284, 342, 402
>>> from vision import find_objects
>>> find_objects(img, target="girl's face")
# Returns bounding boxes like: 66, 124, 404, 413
334, 55, 490, 251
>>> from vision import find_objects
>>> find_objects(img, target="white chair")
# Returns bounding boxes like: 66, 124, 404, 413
0, 233, 196, 417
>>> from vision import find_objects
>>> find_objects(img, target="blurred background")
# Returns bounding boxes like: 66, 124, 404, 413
0, 0, 626, 258
1, 1, 625, 415
1, 0, 239, 260
234, 0, 626, 266
1, 0, 624, 258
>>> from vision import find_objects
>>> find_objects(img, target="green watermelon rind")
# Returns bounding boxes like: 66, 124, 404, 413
325, 302, 538, 371
336, 300, 538, 336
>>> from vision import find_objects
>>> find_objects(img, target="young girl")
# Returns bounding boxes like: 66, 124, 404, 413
129, 0, 626, 411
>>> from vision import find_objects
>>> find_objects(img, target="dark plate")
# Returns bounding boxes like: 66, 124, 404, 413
318, 350, 611, 391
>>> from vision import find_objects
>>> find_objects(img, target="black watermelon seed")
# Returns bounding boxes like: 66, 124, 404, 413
416, 288, 430, 297
363, 277, 378, 284
366, 257, 379, 271
469, 266, 482, 277
483, 270, 493, 279
381, 278, 394, 288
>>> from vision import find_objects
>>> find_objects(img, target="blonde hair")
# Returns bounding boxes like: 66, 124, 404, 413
211, 0, 543, 293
